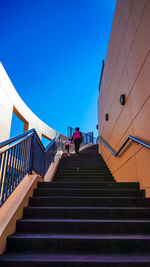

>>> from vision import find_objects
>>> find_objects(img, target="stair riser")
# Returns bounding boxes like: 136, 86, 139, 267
58, 165, 109, 169
56, 169, 111, 172
1, 260, 150, 267
29, 198, 150, 207
7, 238, 150, 253
33, 189, 143, 198
23, 208, 150, 220
16, 221, 150, 234
54, 175, 113, 178
56, 174, 112, 177
37, 182, 139, 189
57, 168, 109, 170
57, 168, 110, 172
53, 179, 115, 183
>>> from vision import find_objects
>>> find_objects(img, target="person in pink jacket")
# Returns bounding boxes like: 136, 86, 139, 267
72, 127, 82, 155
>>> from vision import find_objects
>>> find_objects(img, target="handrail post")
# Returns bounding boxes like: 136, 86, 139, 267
29, 134, 35, 174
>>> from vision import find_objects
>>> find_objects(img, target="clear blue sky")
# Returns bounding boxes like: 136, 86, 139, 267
0, 0, 116, 139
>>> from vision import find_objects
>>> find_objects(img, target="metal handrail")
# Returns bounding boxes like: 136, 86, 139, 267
0, 133, 35, 153
0, 129, 65, 207
0, 128, 35, 149
98, 135, 150, 157
44, 133, 59, 153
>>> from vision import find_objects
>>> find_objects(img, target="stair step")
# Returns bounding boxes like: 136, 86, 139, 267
57, 169, 110, 172
33, 189, 144, 197
7, 234, 150, 253
54, 175, 113, 178
53, 178, 115, 182
37, 182, 139, 189
23, 206, 150, 220
16, 219, 150, 234
29, 197, 149, 207
55, 172, 112, 176
1, 253, 150, 267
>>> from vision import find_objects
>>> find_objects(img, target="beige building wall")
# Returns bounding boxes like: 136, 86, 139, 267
0, 62, 58, 142
98, 0, 150, 195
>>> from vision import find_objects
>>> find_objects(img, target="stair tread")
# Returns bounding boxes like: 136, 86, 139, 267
39, 182, 136, 184
31, 196, 146, 199
1, 253, 150, 262
19, 219, 150, 223
35, 189, 140, 191
9, 233, 150, 239
25, 206, 150, 210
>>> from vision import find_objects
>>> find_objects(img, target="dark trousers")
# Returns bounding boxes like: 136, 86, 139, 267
65, 145, 69, 153
74, 139, 81, 154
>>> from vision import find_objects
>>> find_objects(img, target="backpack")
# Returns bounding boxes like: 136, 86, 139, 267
73, 131, 81, 139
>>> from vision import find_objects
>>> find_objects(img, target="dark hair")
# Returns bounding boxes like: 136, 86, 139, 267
75, 127, 79, 131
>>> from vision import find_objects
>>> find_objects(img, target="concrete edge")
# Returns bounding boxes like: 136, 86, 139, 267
44, 152, 63, 182
79, 143, 95, 151
0, 174, 44, 255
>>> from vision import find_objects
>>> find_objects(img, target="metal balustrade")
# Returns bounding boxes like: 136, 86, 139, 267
0, 129, 64, 207
98, 135, 150, 157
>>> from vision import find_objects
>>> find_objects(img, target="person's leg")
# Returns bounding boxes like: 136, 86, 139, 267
76, 139, 80, 154
66, 145, 69, 153
74, 140, 78, 154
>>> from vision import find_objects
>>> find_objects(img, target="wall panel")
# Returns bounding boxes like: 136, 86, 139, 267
98, 0, 150, 194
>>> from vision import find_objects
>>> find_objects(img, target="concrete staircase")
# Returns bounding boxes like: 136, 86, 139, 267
1, 145, 150, 266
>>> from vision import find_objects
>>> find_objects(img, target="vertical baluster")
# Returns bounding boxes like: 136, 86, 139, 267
1, 151, 9, 203
24, 139, 29, 174
26, 139, 30, 172
15, 143, 20, 184
25, 138, 29, 174
16, 142, 22, 183
5, 149, 12, 198
0, 153, 3, 193
30, 135, 35, 174
7, 147, 14, 196
0, 152, 6, 206
29, 137, 33, 172
28, 138, 32, 171
18, 141, 23, 181
13, 145, 18, 186
20, 140, 25, 180
18, 141, 23, 182
9, 146, 15, 193
11, 146, 16, 189
22, 140, 26, 176
12, 145, 18, 189
26, 139, 30, 174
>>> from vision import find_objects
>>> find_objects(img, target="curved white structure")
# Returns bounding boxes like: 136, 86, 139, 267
0, 62, 58, 142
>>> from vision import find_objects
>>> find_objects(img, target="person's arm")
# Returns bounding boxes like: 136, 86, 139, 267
80, 132, 82, 142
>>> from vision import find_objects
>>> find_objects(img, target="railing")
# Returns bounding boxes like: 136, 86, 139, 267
67, 127, 96, 144
98, 135, 150, 157
0, 129, 64, 207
